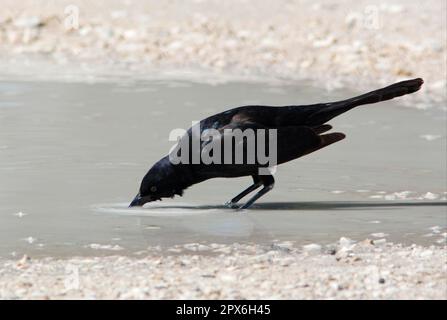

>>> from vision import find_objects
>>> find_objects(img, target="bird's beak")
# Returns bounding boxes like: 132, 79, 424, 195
129, 194, 143, 207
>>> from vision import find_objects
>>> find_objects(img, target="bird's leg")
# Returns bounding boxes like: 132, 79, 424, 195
225, 183, 261, 208
239, 175, 275, 210
225, 175, 261, 208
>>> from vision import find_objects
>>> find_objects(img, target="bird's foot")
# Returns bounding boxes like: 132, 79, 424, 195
237, 203, 252, 210
224, 201, 240, 209
225, 201, 253, 211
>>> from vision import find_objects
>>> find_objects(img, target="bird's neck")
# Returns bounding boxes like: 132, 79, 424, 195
162, 157, 197, 195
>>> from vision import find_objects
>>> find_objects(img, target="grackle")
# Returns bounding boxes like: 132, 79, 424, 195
130, 78, 423, 209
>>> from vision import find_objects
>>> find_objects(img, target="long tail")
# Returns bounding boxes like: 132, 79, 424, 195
306, 78, 424, 125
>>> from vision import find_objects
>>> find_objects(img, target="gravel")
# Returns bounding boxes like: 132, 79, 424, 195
1, 240, 446, 299
0, 0, 445, 106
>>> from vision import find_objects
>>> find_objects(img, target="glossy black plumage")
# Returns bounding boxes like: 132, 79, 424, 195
130, 78, 423, 209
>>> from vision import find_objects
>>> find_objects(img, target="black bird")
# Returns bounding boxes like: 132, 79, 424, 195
129, 78, 423, 209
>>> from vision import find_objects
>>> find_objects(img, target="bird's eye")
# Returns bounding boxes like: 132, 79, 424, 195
150, 186, 157, 192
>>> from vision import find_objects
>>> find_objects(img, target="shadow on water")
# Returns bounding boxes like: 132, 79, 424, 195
145, 201, 447, 211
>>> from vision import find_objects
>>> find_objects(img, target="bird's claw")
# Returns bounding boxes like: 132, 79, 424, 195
224, 201, 251, 211
237, 204, 250, 210
224, 201, 240, 209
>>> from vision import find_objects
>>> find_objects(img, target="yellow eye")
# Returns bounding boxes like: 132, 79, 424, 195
150, 186, 157, 192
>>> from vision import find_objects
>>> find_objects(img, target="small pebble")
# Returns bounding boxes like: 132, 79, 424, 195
302, 243, 322, 253
372, 239, 387, 246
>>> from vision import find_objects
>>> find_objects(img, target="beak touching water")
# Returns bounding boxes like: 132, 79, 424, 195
129, 194, 143, 207
129, 193, 159, 207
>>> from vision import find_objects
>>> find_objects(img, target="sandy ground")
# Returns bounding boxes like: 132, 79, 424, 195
0, 0, 446, 106
1, 239, 446, 299
0, 0, 446, 300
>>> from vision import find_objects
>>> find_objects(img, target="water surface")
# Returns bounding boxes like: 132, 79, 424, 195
0, 79, 445, 257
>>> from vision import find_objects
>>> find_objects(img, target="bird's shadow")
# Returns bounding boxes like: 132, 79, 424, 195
148, 201, 447, 211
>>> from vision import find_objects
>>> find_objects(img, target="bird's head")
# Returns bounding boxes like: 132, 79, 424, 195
129, 157, 184, 207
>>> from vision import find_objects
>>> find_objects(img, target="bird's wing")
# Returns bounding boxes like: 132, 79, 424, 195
200, 119, 265, 156
205, 120, 345, 166
275, 126, 345, 165
220, 105, 328, 131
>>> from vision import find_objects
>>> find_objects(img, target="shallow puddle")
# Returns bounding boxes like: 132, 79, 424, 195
0, 79, 445, 257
